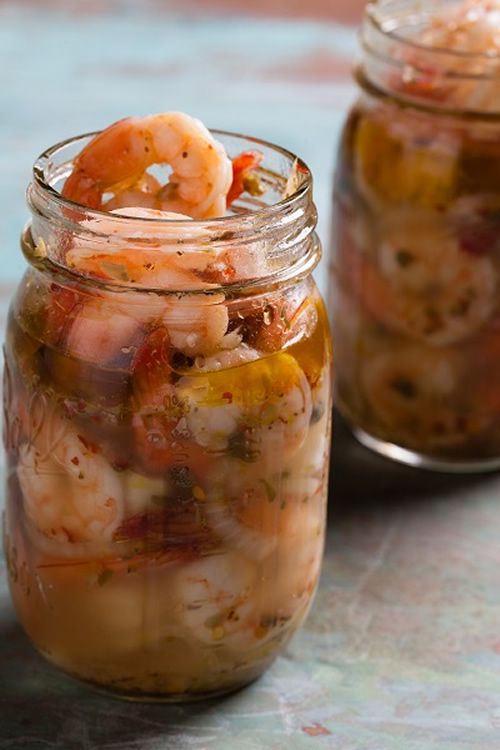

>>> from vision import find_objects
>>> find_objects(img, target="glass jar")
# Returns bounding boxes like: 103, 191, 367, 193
3, 130, 332, 700
330, 0, 500, 472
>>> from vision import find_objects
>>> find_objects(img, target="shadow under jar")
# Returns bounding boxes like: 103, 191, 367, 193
330, 0, 500, 472
3, 131, 332, 701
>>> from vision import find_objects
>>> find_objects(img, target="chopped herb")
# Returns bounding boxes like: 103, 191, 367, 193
395, 249, 414, 268
391, 378, 417, 399
100, 261, 129, 282
97, 568, 113, 587
227, 430, 259, 462
169, 465, 193, 489
242, 173, 264, 197
259, 478, 276, 503
310, 402, 325, 424
450, 297, 471, 317
217, 230, 236, 241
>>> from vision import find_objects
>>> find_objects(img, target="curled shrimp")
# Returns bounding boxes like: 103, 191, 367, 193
177, 350, 312, 461
361, 345, 488, 448
17, 409, 124, 545
259, 487, 325, 627
203, 448, 326, 563
66, 208, 217, 285
172, 552, 259, 648
421, 0, 500, 56
67, 206, 266, 286
64, 208, 231, 364
174, 479, 325, 646
406, 0, 500, 110
353, 211, 496, 346
62, 112, 232, 219
204, 458, 287, 560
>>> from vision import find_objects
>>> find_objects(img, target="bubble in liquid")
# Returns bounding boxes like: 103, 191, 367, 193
263, 305, 274, 326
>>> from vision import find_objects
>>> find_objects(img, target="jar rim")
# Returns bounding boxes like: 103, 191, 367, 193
361, 0, 500, 114
366, 0, 500, 63
32, 128, 312, 226
26, 128, 319, 295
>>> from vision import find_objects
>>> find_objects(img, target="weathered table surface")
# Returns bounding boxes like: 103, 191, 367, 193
2, 2, 500, 749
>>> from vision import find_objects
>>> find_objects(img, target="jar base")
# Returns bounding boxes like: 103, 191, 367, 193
352, 425, 500, 474
37, 646, 270, 704
75, 675, 262, 704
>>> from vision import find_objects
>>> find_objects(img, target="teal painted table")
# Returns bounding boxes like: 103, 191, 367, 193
2, 3, 500, 748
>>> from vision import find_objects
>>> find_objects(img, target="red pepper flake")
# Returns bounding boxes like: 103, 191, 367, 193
70, 456, 80, 466
77, 434, 99, 453
227, 150, 264, 206
302, 723, 332, 737
222, 391, 233, 403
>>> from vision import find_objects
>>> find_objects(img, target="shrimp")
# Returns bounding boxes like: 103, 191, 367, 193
175, 475, 325, 646
259, 488, 325, 627
62, 113, 233, 219
176, 351, 312, 462
162, 295, 229, 357
63, 294, 147, 365
421, 0, 500, 56
67, 206, 264, 289
66, 208, 215, 285
130, 326, 217, 475
361, 346, 489, 448
17, 409, 124, 545
64, 208, 230, 365
172, 552, 259, 648
203, 448, 326, 562
410, 0, 500, 110
204, 458, 286, 560
355, 211, 496, 346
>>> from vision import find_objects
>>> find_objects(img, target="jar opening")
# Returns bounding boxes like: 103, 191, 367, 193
361, 0, 500, 114
27, 130, 319, 294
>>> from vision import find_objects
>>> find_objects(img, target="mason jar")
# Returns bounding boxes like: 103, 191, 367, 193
3, 130, 332, 700
330, 0, 500, 472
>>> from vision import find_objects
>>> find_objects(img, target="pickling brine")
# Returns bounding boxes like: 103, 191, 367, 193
3, 114, 332, 700
330, 0, 500, 471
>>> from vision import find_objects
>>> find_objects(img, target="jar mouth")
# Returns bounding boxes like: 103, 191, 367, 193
366, 1, 500, 62
362, 0, 500, 114
27, 129, 318, 294
31, 129, 312, 226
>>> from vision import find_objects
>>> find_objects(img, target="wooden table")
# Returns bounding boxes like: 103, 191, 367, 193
2, 2, 500, 748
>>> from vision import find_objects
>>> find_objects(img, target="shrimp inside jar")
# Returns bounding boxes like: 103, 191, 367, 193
4, 112, 332, 699
330, 0, 500, 469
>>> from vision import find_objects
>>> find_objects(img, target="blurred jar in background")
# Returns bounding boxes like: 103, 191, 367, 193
330, 0, 500, 472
